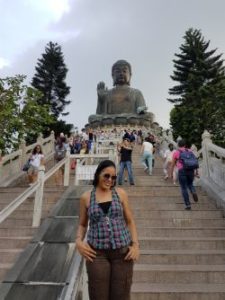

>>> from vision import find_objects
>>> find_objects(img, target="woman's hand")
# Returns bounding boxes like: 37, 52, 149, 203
76, 240, 97, 262
125, 244, 140, 261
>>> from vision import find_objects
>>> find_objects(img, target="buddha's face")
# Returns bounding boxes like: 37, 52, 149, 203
112, 64, 131, 85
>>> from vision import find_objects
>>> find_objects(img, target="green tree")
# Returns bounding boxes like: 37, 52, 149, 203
0, 75, 53, 154
168, 28, 225, 147
31, 41, 71, 119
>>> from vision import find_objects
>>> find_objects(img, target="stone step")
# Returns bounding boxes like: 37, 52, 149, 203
128, 195, 211, 203
139, 249, 225, 264
0, 263, 13, 281
0, 249, 23, 264
0, 202, 56, 212
0, 227, 36, 237
131, 283, 225, 300
132, 209, 223, 219
131, 203, 215, 210
137, 227, 225, 238
0, 236, 32, 249
6, 210, 49, 219
133, 264, 225, 283
124, 188, 204, 197
0, 192, 62, 203
134, 218, 225, 228
0, 218, 33, 227
139, 237, 225, 250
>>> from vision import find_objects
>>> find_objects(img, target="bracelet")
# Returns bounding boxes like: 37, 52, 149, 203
131, 241, 139, 247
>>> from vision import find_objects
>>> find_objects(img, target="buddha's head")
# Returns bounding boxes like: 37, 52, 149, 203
112, 60, 132, 86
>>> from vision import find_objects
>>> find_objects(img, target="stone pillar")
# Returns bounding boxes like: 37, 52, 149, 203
32, 165, 45, 227
64, 149, 71, 186
75, 159, 80, 186
201, 130, 212, 178
19, 139, 27, 166
50, 130, 55, 152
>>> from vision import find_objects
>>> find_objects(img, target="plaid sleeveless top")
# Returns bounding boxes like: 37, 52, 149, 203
87, 188, 132, 249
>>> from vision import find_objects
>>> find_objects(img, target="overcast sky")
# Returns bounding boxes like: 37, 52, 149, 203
1, 0, 225, 130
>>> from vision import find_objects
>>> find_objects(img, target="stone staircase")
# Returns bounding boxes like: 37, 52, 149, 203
126, 146, 225, 300
0, 185, 66, 283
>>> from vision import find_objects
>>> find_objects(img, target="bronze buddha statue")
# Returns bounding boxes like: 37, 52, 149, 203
88, 59, 154, 127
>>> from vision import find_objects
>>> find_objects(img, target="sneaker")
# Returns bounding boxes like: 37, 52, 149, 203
144, 167, 148, 173
185, 206, 191, 210
164, 175, 168, 180
130, 183, 135, 185
192, 193, 198, 202
124, 177, 128, 182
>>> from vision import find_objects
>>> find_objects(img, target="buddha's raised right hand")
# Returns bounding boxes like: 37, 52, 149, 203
97, 81, 108, 97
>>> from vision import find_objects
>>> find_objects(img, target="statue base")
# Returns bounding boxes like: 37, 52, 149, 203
88, 112, 155, 129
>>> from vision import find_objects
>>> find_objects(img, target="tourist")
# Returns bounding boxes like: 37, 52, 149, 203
163, 143, 176, 180
75, 160, 139, 300
170, 139, 199, 210
27, 145, 45, 185
140, 137, 153, 175
79, 141, 89, 155
117, 138, 135, 185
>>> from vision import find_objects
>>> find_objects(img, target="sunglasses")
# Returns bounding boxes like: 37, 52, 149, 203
102, 173, 117, 181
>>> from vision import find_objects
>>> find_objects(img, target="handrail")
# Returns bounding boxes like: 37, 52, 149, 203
0, 156, 67, 226
0, 147, 119, 227
0, 182, 39, 224
59, 248, 84, 300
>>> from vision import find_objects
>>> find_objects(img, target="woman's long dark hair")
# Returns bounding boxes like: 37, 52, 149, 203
93, 160, 116, 187
32, 145, 43, 155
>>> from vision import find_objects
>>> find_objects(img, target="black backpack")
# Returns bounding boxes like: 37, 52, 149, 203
179, 149, 199, 170
55, 145, 66, 161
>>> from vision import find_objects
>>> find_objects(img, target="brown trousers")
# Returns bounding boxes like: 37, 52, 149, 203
86, 247, 133, 300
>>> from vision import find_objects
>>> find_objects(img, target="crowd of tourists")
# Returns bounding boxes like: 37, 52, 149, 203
25, 127, 199, 211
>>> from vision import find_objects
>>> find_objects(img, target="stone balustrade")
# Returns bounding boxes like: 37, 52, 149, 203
0, 131, 55, 186
161, 129, 225, 211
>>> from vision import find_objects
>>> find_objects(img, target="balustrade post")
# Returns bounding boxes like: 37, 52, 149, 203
37, 133, 44, 148
75, 159, 80, 186
109, 148, 116, 162
19, 139, 27, 167
201, 130, 212, 178
64, 149, 70, 186
50, 131, 55, 152
167, 130, 173, 141
32, 165, 45, 227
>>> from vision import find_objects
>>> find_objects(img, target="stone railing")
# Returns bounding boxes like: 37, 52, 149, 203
161, 129, 225, 211
0, 131, 55, 186
0, 142, 119, 227
200, 130, 225, 211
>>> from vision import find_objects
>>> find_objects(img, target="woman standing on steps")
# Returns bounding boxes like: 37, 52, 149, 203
27, 145, 45, 185
76, 159, 140, 300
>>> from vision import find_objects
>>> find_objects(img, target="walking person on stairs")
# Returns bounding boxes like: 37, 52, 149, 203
140, 137, 153, 175
170, 139, 199, 210
75, 160, 140, 300
117, 138, 135, 185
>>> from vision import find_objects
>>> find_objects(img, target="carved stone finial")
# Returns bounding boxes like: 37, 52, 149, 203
202, 130, 212, 142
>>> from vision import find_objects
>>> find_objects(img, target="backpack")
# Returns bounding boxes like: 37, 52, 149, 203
55, 145, 66, 161
179, 149, 199, 170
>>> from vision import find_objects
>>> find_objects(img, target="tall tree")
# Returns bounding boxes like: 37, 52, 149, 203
32, 41, 71, 118
168, 28, 225, 147
0, 75, 53, 154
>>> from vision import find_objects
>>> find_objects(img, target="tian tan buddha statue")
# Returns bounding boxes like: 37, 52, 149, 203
88, 59, 154, 128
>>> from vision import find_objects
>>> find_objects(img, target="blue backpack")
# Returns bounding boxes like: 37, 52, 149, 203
179, 149, 199, 170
